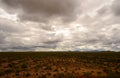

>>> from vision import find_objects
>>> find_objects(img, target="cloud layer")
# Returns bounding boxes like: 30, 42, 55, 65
0, 0, 120, 51
1, 0, 81, 22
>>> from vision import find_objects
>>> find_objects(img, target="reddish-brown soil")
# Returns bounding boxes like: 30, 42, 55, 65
0, 52, 120, 78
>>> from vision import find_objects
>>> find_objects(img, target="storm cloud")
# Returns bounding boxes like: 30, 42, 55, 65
1, 0, 81, 22
0, 0, 120, 51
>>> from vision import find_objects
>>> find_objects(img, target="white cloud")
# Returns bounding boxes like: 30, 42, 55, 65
0, 8, 18, 21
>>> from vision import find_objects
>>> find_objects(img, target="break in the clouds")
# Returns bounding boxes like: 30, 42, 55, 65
0, 0, 120, 51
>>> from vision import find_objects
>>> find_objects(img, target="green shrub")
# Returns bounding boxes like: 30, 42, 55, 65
58, 73, 64, 78
21, 63, 28, 68
0, 71, 4, 77
54, 68, 58, 72
41, 74, 46, 78
83, 72, 92, 77
66, 73, 75, 78
25, 72, 31, 77
44, 66, 52, 70
97, 71, 102, 76
47, 73, 51, 76
4, 69, 13, 74
107, 75, 120, 78
8, 63, 14, 68
15, 73, 19, 76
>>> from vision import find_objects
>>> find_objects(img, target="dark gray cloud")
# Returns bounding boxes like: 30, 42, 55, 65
1, 0, 81, 22
111, 0, 120, 16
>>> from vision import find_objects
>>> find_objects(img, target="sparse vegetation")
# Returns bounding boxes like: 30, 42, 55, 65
4, 68, 13, 75
25, 72, 31, 77
21, 63, 28, 68
0, 52, 120, 78
83, 71, 92, 77
58, 73, 64, 78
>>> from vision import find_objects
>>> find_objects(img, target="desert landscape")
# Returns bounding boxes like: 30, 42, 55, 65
0, 52, 120, 78
1, 0, 120, 78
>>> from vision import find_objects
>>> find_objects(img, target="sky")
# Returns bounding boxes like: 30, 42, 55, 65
0, 0, 120, 51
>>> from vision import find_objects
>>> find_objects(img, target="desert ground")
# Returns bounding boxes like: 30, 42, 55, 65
0, 52, 120, 78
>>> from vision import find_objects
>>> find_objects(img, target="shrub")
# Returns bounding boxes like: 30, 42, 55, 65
8, 63, 14, 68
44, 66, 52, 70
41, 74, 46, 78
4, 69, 13, 75
15, 73, 19, 76
107, 73, 120, 78
47, 73, 51, 76
0, 71, 4, 77
58, 73, 64, 78
97, 72, 102, 77
25, 72, 31, 77
21, 63, 28, 68
83, 72, 92, 77
54, 68, 58, 72
66, 73, 75, 78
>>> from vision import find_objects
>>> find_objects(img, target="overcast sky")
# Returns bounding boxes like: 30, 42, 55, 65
0, 0, 120, 51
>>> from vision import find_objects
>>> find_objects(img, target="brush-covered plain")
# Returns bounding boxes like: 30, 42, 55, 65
0, 52, 120, 78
